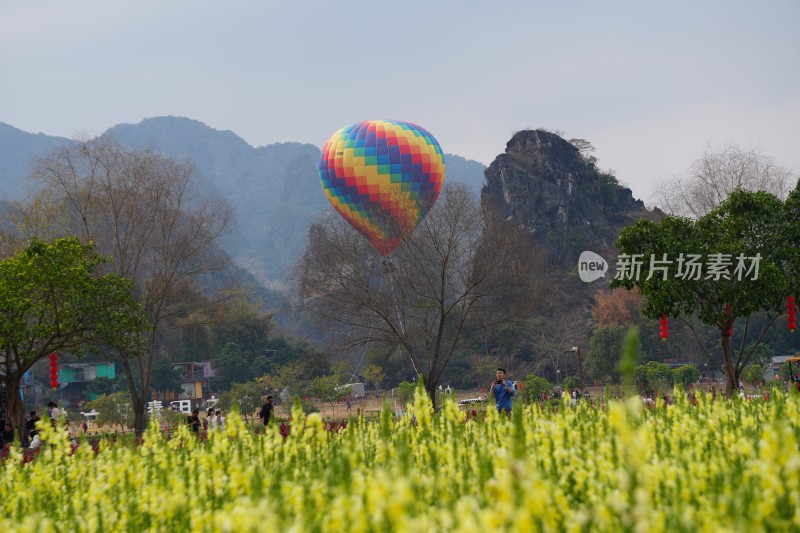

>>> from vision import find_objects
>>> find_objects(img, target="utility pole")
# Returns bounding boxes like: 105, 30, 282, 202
564, 347, 585, 391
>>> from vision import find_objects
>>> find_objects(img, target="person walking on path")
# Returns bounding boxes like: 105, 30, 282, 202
188, 410, 201, 434
260, 396, 274, 427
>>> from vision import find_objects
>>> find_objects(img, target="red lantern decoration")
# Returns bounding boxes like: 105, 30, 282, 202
659, 314, 668, 340
788, 295, 796, 333
49, 353, 59, 389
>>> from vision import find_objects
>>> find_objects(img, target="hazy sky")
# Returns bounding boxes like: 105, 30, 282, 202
2, 0, 798, 201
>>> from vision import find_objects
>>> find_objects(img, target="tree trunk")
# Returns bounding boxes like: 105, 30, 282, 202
133, 397, 146, 437
424, 375, 438, 411
5, 375, 26, 438
118, 348, 148, 438
720, 330, 737, 397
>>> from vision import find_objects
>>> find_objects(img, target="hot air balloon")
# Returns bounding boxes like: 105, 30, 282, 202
319, 120, 446, 255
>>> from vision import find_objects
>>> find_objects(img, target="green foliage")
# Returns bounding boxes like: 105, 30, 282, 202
0, 238, 143, 428
523, 374, 553, 402
634, 361, 674, 395
779, 362, 795, 380
0, 238, 143, 362
156, 407, 185, 429
309, 374, 345, 405
611, 188, 796, 392
218, 381, 265, 418
472, 355, 502, 386
213, 343, 256, 390
263, 337, 322, 374
744, 343, 774, 370
563, 376, 580, 392
211, 298, 272, 356
290, 395, 319, 416
784, 182, 800, 296
85, 377, 127, 399
148, 358, 183, 396
586, 326, 626, 384
361, 364, 385, 391
598, 171, 621, 203
740, 364, 764, 386
209, 334, 325, 395
86, 392, 135, 429
262, 361, 306, 399
396, 381, 416, 406
618, 327, 640, 388
672, 365, 701, 389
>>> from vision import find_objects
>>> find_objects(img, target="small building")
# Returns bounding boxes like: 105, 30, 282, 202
55, 362, 117, 405
337, 382, 366, 399
58, 362, 116, 385
765, 355, 798, 381
165, 361, 215, 401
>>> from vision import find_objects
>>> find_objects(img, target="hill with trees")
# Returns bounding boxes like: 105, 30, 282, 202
0, 117, 487, 286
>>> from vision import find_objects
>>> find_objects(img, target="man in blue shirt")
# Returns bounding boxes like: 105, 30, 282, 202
491, 368, 515, 414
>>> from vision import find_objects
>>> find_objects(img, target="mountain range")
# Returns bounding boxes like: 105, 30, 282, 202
0, 117, 487, 285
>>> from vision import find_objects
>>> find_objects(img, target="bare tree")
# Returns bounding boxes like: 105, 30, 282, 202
295, 184, 531, 408
652, 144, 795, 217
26, 137, 232, 436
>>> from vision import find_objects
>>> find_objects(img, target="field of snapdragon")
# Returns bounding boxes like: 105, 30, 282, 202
1, 389, 798, 532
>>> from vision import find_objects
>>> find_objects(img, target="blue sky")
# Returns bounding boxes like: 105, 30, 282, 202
2, 0, 798, 201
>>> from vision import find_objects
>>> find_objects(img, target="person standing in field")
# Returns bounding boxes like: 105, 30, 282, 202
1, 421, 15, 449
204, 408, 214, 434
188, 410, 201, 434
24, 410, 39, 446
260, 396, 274, 427
490, 368, 515, 415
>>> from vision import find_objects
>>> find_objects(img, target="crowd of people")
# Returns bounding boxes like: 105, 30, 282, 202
0, 401, 78, 453
186, 408, 227, 435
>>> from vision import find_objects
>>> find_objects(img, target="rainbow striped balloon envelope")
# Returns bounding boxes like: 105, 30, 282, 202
319, 120, 446, 256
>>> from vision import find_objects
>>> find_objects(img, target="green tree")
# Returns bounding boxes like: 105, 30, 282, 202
209, 298, 272, 357
612, 189, 792, 396
218, 380, 265, 419
0, 238, 142, 431
261, 337, 313, 375
635, 361, 674, 395
361, 364, 385, 392
149, 358, 184, 399
86, 392, 135, 429
395, 381, 416, 406
740, 364, 764, 386
213, 343, 255, 391
261, 361, 307, 400
309, 374, 346, 417
85, 377, 126, 400
672, 365, 701, 390
743, 343, 774, 372
586, 326, 626, 384
523, 374, 553, 402
779, 362, 796, 381
563, 376, 580, 392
